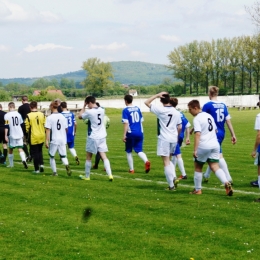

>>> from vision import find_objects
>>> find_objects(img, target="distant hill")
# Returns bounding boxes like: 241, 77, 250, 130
0, 61, 176, 86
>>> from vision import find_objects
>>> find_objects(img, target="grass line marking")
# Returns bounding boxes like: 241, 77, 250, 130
20, 162, 260, 196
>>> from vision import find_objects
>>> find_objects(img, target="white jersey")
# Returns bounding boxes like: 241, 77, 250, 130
4, 111, 23, 139
193, 112, 219, 149
45, 112, 68, 145
150, 104, 182, 143
254, 113, 260, 130
82, 107, 107, 139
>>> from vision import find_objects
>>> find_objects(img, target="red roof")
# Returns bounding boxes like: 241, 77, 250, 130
33, 90, 63, 96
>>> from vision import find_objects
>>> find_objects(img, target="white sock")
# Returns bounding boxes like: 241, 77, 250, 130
164, 164, 174, 188
171, 156, 177, 167
137, 151, 148, 163
204, 166, 211, 178
8, 154, 14, 166
85, 160, 91, 178
19, 151, 26, 162
215, 168, 228, 184
258, 176, 260, 190
170, 161, 176, 179
50, 158, 56, 173
194, 171, 202, 190
126, 153, 134, 171
219, 158, 232, 182
69, 148, 77, 157
104, 159, 112, 176
61, 157, 69, 166
177, 157, 186, 176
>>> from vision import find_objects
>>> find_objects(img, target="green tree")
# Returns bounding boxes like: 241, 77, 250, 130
0, 89, 11, 101
81, 58, 114, 97
60, 78, 75, 89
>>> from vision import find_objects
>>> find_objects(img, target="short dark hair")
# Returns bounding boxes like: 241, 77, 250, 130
170, 97, 178, 107
85, 96, 96, 104
160, 93, 170, 104
29, 101, 37, 109
22, 96, 28, 102
8, 102, 15, 108
60, 101, 67, 108
188, 99, 201, 109
124, 95, 133, 104
96, 102, 100, 107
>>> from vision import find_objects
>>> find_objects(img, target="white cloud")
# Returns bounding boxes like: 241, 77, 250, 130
0, 44, 9, 51
0, 0, 62, 23
160, 35, 181, 42
89, 42, 127, 51
24, 43, 73, 53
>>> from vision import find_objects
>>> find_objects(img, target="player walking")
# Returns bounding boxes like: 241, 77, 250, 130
25, 101, 46, 173
4, 102, 28, 169
188, 99, 233, 196
145, 92, 181, 191
45, 100, 71, 176
122, 95, 150, 174
78, 96, 113, 181
60, 102, 80, 165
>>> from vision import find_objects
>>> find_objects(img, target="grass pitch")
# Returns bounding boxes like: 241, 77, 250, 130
0, 107, 260, 260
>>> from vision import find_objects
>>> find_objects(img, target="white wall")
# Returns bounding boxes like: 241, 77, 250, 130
1, 94, 259, 112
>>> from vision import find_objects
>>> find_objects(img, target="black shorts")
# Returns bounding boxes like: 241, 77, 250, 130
0, 127, 7, 144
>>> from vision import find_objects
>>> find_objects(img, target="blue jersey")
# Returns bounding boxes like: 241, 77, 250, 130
122, 105, 143, 137
61, 111, 76, 143
202, 101, 230, 143
179, 112, 190, 140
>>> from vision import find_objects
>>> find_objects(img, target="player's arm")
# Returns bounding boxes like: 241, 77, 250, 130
4, 125, 9, 143
225, 119, 237, 144
78, 101, 87, 119
185, 126, 191, 145
177, 123, 182, 136
193, 131, 201, 158
252, 130, 260, 157
122, 122, 128, 142
45, 128, 50, 148
144, 92, 168, 108
25, 115, 30, 133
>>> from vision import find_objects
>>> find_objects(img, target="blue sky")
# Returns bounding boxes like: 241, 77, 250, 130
0, 0, 256, 78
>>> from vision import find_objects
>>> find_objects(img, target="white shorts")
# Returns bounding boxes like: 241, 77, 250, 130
157, 139, 177, 156
9, 137, 23, 149
86, 138, 108, 154
196, 146, 220, 163
49, 143, 67, 158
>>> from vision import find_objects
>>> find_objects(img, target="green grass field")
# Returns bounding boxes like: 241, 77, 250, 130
1, 107, 260, 260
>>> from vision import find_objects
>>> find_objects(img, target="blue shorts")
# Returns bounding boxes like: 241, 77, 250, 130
172, 137, 183, 156
67, 140, 75, 149
217, 133, 225, 153
173, 143, 181, 156
125, 135, 143, 153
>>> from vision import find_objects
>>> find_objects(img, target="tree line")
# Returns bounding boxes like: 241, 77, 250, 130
167, 34, 260, 95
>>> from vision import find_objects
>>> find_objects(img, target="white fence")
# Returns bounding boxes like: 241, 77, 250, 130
1, 95, 259, 112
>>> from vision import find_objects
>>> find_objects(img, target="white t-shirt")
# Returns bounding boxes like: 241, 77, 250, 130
82, 107, 107, 139
4, 111, 23, 139
150, 104, 182, 143
193, 112, 219, 149
254, 113, 260, 130
45, 112, 68, 145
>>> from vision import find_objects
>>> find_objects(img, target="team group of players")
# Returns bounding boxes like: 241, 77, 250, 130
1, 87, 260, 200
0, 97, 80, 176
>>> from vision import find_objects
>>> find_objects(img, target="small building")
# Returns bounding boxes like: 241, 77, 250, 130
12, 95, 27, 101
129, 89, 138, 96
